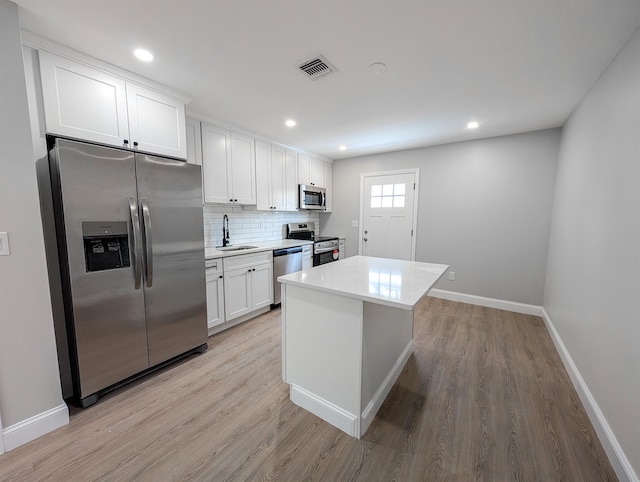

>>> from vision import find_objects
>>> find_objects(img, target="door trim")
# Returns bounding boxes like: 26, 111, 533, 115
359, 169, 420, 260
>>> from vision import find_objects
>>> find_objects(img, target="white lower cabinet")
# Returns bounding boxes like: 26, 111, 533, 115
223, 252, 273, 321
205, 259, 225, 332
302, 245, 313, 269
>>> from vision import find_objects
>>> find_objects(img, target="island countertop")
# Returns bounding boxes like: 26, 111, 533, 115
278, 255, 448, 310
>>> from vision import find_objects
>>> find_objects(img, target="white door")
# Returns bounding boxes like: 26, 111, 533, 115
206, 266, 225, 330
270, 145, 286, 210
360, 170, 418, 261
126, 83, 187, 159
39, 51, 129, 148
224, 267, 252, 320
201, 124, 231, 203
251, 263, 273, 309
229, 133, 256, 204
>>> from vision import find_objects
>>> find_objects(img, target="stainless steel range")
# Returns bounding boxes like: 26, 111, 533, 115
287, 222, 340, 266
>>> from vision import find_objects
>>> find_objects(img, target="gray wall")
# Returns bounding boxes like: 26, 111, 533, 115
321, 129, 560, 305
0, 0, 64, 428
544, 26, 640, 476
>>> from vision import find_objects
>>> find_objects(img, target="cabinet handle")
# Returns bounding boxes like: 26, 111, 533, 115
133, 141, 139, 147
253, 268, 256, 271
123, 139, 129, 145
234, 199, 238, 202
248, 269, 251, 272
219, 275, 223, 279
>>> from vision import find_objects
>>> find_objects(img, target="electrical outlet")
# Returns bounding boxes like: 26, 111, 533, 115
0, 232, 10, 256
448, 271, 455, 281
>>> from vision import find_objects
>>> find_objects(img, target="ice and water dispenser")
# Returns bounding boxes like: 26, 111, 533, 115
82, 221, 130, 272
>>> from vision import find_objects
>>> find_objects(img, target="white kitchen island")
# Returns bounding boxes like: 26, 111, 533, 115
278, 255, 448, 438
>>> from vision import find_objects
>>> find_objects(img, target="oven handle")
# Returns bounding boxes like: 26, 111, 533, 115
315, 246, 339, 254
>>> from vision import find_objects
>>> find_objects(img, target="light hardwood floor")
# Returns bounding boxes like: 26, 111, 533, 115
0, 297, 617, 481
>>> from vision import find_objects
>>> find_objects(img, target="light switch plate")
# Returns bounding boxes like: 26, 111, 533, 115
0, 232, 10, 256
351, 220, 358, 228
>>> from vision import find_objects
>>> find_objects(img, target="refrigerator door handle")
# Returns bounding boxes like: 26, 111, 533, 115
141, 198, 153, 288
128, 197, 143, 289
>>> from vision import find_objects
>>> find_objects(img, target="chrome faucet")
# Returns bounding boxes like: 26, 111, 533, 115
222, 214, 230, 247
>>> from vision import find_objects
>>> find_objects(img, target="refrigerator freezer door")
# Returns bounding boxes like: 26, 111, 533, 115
135, 154, 207, 366
52, 139, 149, 397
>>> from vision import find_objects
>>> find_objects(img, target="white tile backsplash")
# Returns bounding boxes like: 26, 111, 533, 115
203, 205, 319, 248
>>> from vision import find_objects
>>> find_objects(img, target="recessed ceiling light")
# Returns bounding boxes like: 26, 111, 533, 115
339, 145, 347, 151
285, 119, 296, 127
467, 121, 479, 129
368, 62, 386, 75
134, 48, 154, 62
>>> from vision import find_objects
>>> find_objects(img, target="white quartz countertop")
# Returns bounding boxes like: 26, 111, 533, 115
278, 255, 448, 310
205, 239, 313, 259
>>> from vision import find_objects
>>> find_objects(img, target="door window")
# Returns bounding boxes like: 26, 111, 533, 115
370, 183, 405, 208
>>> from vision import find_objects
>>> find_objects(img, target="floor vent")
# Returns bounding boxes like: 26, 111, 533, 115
298, 55, 337, 81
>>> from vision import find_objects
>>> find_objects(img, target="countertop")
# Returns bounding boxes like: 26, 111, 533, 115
278, 255, 448, 310
205, 239, 313, 259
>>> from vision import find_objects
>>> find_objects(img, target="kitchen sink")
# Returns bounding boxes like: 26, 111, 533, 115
215, 245, 258, 251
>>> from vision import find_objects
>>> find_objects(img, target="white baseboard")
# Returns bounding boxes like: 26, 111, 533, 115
290, 384, 359, 437
540, 309, 637, 482
428, 289, 544, 316
2, 404, 68, 452
360, 338, 413, 437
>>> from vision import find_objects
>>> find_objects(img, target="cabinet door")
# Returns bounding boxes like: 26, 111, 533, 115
230, 133, 256, 204
201, 124, 232, 203
126, 83, 187, 159
298, 153, 311, 185
310, 158, 324, 187
255, 140, 272, 210
285, 149, 299, 211
206, 269, 225, 329
323, 161, 333, 212
39, 51, 129, 148
270, 144, 286, 211
302, 256, 313, 270
185, 117, 202, 166
224, 267, 252, 321
251, 263, 273, 310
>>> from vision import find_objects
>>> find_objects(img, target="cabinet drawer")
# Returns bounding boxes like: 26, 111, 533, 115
223, 251, 271, 271
205, 259, 222, 271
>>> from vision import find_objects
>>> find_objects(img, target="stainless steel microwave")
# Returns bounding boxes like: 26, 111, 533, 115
299, 184, 326, 210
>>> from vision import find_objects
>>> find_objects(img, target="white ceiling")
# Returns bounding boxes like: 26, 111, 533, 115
12, 0, 640, 160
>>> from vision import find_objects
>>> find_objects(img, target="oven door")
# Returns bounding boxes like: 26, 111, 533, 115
313, 248, 340, 266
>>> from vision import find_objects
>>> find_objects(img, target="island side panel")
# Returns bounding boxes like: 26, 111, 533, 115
283, 284, 364, 436
360, 302, 414, 436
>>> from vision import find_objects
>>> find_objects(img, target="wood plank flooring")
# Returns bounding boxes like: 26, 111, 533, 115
0, 297, 617, 481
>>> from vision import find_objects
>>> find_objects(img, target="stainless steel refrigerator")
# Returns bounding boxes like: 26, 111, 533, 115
45, 138, 207, 407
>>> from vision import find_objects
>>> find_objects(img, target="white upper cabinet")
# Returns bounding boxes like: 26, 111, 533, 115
324, 161, 333, 213
126, 83, 187, 159
38, 50, 187, 159
230, 133, 256, 205
185, 117, 203, 166
285, 149, 299, 211
298, 153, 324, 187
201, 124, 256, 205
256, 140, 286, 211
201, 123, 231, 203
39, 51, 129, 148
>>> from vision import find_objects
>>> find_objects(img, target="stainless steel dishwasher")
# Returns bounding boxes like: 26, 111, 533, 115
273, 246, 303, 305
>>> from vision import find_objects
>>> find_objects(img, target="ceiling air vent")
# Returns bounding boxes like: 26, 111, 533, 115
298, 55, 337, 81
